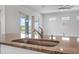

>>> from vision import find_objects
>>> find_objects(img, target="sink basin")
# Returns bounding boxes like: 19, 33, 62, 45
12, 39, 59, 47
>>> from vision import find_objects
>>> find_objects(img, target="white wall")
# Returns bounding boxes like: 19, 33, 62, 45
43, 10, 79, 37
5, 5, 41, 34
0, 5, 5, 37
5, 6, 19, 34
1, 5, 79, 37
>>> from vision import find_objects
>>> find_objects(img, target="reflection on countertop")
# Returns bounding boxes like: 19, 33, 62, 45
0, 33, 79, 54
12, 39, 59, 47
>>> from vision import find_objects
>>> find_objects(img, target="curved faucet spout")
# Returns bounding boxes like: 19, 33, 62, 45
34, 26, 43, 38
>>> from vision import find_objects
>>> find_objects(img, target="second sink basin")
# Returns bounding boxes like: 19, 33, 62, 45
12, 38, 59, 47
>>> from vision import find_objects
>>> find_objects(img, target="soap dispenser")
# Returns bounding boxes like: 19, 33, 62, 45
51, 35, 53, 40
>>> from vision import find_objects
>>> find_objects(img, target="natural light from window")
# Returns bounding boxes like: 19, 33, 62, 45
62, 37, 70, 41
49, 17, 56, 21
61, 16, 70, 21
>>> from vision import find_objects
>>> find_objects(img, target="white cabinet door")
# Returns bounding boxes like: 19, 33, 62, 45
1, 45, 45, 54
0, 44, 1, 54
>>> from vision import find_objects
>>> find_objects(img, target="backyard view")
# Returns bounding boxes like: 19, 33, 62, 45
20, 16, 39, 38
20, 17, 26, 38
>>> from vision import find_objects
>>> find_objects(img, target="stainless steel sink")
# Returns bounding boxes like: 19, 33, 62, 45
12, 39, 59, 47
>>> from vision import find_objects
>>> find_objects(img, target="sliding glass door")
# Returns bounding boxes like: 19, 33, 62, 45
20, 17, 26, 38
20, 15, 32, 38
20, 13, 39, 38
25, 16, 29, 37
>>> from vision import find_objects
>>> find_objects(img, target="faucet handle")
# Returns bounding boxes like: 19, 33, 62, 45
39, 26, 43, 31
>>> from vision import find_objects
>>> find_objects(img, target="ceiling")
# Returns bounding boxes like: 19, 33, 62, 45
22, 5, 79, 14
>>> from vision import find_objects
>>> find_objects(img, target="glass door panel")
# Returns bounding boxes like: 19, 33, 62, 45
20, 17, 26, 38
20, 14, 39, 38
20, 15, 32, 38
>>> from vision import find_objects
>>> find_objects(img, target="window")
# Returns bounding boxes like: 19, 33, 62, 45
20, 15, 32, 38
49, 17, 56, 21
61, 16, 70, 21
20, 17, 26, 38
20, 14, 39, 38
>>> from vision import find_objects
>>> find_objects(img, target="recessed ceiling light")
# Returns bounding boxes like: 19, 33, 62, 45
41, 5, 46, 7
58, 5, 73, 9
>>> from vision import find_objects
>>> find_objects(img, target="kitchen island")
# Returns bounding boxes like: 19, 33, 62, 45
0, 33, 79, 54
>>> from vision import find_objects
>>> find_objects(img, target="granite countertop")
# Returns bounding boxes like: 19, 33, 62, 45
0, 33, 79, 54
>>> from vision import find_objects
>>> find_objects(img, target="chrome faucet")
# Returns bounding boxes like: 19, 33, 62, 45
34, 26, 43, 38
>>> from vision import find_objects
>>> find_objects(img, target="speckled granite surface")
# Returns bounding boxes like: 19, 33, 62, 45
0, 33, 79, 54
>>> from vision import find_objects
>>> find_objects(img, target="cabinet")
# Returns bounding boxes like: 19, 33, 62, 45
1, 45, 45, 54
